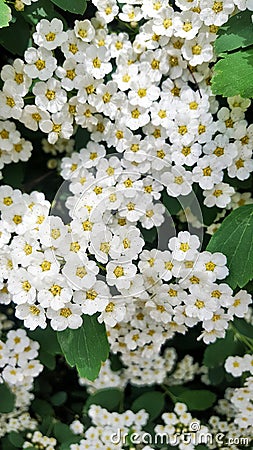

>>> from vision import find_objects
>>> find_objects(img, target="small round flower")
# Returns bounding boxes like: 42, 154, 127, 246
203, 183, 235, 208
33, 18, 67, 50
168, 231, 200, 262
225, 356, 247, 377
24, 47, 57, 81
47, 303, 83, 331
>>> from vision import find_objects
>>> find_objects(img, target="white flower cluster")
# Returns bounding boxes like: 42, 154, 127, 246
0, 176, 252, 344
70, 404, 152, 450
207, 412, 252, 450
80, 348, 198, 391
23, 430, 57, 449
230, 377, 253, 429
0, 328, 42, 438
225, 353, 253, 377
0, 120, 33, 179
1, 0, 253, 201
155, 402, 210, 450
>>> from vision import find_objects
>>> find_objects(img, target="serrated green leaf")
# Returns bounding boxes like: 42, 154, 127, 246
0, 14, 29, 55
203, 330, 244, 368
84, 388, 123, 412
0, 383, 15, 413
212, 49, 253, 98
207, 204, 253, 288
0, 0, 11, 28
131, 391, 165, 420
57, 314, 109, 381
50, 0, 87, 14
215, 11, 253, 55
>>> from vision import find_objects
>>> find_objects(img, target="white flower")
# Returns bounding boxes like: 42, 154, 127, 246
62, 255, 99, 290
74, 281, 110, 315
20, 105, 50, 132
1, 58, 32, 96
47, 304, 82, 331
106, 261, 137, 290
40, 110, 73, 144
173, 11, 202, 40
192, 156, 223, 190
185, 285, 217, 321
98, 298, 126, 326
194, 251, 229, 281
70, 420, 84, 435
74, 19, 95, 42
15, 303, 47, 330
161, 166, 193, 197
33, 18, 67, 50
168, 231, 200, 262
33, 79, 67, 113
24, 47, 57, 81
199, 0, 235, 26
182, 33, 213, 66
38, 275, 73, 311
228, 290, 252, 318
84, 45, 112, 79
225, 356, 247, 377
128, 75, 160, 108
203, 182, 235, 208
0, 88, 24, 120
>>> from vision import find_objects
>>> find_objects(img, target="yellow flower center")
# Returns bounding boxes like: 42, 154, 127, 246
60, 307, 72, 318
113, 266, 124, 278
50, 284, 62, 296
45, 32, 56, 41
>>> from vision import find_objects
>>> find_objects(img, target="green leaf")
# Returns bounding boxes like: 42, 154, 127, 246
172, 389, 217, 411
21, 0, 68, 27
233, 318, 253, 340
31, 399, 54, 417
208, 366, 225, 385
85, 388, 123, 412
131, 391, 165, 420
0, 383, 15, 413
0, 0, 11, 28
207, 204, 253, 288
0, 14, 30, 55
50, 0, 87, 14
212, 49, 253, 98
162, 191, 181, 215
8, 432, 25, 448
39, 350, 56, 370
51, 391, 67, 406
59, 438, 81, 450
53, 422, 77, 443
215, 11, 253, 55
203, 330, 244, 368
57, 314, 109, 381
29, 327, 61, 355
2, 162, 25, 189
